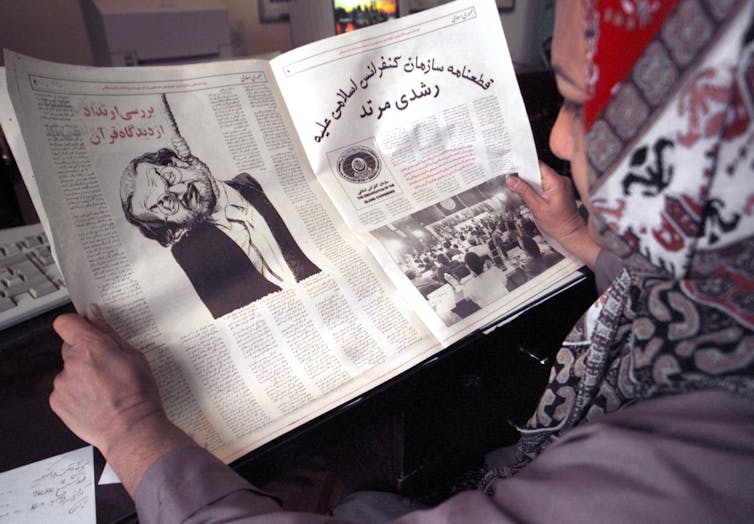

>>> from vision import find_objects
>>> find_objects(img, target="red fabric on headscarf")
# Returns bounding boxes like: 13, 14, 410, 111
584, 0, 679, 129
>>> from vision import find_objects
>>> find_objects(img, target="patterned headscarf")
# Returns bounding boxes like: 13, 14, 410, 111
483, 0, 754, 489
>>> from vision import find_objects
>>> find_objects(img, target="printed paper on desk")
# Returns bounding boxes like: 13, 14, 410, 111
0, 446, 95, 524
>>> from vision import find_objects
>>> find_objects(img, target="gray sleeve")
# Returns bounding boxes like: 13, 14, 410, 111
480, 389, 754, 524
594, 249, 623, 294
134, 446, 284, 524
135, 390, 754, 524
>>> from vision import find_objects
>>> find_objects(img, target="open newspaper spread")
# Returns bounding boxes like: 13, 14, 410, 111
2, 0, 582, 463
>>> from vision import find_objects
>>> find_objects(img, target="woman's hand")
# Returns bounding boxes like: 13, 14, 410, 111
507, 163, 601, 269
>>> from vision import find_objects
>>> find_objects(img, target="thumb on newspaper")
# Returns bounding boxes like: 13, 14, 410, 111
83, 304, 133, 353
506, 172, 540, 209
507, 163, 586, 242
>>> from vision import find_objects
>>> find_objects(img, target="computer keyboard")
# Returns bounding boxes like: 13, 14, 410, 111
0, 223, 70, 331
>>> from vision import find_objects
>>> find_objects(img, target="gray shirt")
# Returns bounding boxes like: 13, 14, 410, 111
135, 389, 754, 523
594, 249, 623, 294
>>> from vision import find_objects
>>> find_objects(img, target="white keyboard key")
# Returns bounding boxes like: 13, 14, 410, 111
4, 280, 30, 297
37, 253, 56, 266
0, 243, 21, 256
26, 273, 51, 288
12, 291, 34, 306
33, 246, 55, 266
10, 260, 38, 279
0, 296, 14, 313
0, 252, 26, 266
30, 280, 58, 298
44, 265, 63, 281
22, 235, 43, 248
2, 274, 24, 287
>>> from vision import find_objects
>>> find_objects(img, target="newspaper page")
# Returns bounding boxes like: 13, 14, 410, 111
2, 0, 580, 463
3, 54, 445, 463
272, 0, 582, 343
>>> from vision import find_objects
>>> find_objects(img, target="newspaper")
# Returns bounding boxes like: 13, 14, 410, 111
2, 0, 581, 463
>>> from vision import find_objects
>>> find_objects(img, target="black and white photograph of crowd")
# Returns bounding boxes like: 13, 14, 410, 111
372, 174, 563, 326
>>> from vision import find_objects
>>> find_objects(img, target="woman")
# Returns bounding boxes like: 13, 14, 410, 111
50, 0, 754, 522
494, 0, 754, 486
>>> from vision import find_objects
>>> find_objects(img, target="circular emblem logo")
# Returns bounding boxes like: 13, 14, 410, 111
336, 146, 381, 183
440, 198, 457, 211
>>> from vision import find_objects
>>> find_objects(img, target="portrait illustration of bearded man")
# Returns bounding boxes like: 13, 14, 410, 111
119, 148, 320, 318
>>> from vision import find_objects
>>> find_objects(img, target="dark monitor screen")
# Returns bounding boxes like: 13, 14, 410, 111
333, 0, 400, 34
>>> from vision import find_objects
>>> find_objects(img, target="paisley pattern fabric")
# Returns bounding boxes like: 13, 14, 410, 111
482, 0, 754, 490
